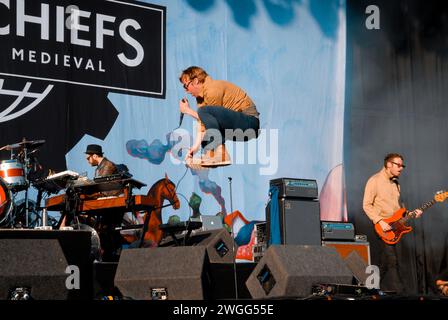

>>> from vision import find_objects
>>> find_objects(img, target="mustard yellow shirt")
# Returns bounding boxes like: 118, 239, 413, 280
363, 168, 401, 224
196, 76, 259, 118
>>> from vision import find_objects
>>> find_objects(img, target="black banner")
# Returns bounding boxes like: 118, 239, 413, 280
0, 0, 166, 172
0, 0, 165, 97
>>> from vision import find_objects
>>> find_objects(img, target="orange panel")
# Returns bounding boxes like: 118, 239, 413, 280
322, 241, 370, 265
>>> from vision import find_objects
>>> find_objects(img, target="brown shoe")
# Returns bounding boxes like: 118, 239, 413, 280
200, 144, 231, 167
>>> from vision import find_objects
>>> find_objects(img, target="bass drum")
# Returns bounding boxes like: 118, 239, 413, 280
0, 177, 13, 226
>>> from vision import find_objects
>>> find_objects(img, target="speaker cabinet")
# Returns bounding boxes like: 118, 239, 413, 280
246, 245, 354, 299
0, 230, 92, 300
322, 241, 371, 286
209, 262, 256, 299
159, 228, 237, 263
93, 262, 120, 298
266, 198, 321, 245
115, 247, 210, 300
343, 251, 369, 286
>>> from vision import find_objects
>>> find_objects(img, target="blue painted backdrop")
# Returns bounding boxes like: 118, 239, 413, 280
65, 0, 346, 224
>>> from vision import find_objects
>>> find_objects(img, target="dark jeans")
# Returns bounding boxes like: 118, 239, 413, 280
197, 106, 260, 151
379, 241, 405, 293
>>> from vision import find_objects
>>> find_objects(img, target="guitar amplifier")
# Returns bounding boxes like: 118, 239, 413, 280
269, 178, 318, 199
321, 221, 355, 241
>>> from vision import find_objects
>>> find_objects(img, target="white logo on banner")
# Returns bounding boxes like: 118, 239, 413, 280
0, 78, 53, 123
0, 0, 165, 101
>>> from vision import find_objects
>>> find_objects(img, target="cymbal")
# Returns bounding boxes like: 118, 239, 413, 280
18, 139, 46, 149
0, 139, 45, 151
0, 142, 22, 151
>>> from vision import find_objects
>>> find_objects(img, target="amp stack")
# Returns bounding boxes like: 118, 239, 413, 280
266, 178, 321, 246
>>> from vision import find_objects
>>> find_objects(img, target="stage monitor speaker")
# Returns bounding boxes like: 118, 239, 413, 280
93, 261, 120, 298
266, 198, 321, 245
343, 251, 369, 286
0, 239, 68, 300
159, 228, 237, 263
0, 230, 92, 300
209, 262, 256, 299
115, 246, 210, 300
246, 245, 354, 299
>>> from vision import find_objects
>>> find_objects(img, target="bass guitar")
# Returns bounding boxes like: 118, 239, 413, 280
375, 191, 448, 244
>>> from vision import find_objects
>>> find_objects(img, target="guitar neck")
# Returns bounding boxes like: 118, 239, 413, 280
403, 199, 436, 221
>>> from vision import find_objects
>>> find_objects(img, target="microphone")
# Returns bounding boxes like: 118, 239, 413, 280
179, 98, 186, 127
179, 112, 184, 127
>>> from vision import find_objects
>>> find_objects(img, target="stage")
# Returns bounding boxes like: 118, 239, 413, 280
1, 0, 448, 311
0, 228, 446, 302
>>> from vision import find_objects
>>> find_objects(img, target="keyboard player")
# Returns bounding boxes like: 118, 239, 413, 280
84, 144, 122, 262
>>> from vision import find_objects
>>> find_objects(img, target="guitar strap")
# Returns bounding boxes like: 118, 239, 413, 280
391, 177, 405, 208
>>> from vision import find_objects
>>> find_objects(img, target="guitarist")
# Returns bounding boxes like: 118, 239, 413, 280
436, 270, 448, 296
363, 153, 422, 293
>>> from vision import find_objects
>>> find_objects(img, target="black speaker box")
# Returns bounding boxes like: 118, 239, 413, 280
266, 198, 321, 245
93, 261, 120, 298
209, 262, 256, 299
246, 245, 354, 299
0, 230, 92, 300
159, 228, 237, 263
114, 246, 210, 300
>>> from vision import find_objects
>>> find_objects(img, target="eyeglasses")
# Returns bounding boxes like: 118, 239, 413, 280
390, 161, 406, 168
183, 79, 194, 90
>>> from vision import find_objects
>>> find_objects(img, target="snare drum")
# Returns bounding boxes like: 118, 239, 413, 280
0, 159, 26, 188
0, 177, 13, 226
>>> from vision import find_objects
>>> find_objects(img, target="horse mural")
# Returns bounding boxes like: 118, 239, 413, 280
122, 174, 180, 246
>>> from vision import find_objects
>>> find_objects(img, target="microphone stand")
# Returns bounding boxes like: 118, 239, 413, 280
228, 177, 239, 300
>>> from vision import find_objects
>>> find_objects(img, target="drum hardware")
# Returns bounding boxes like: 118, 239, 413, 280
23, 139, 31, 227
34, 203, 56, 230
0, 160, 27, 191
42, 207, 48, 227
34, 226, 53, 230
0, 139, 46, 152
11, 199, 41, 228
0, 139, 45, 165
0, 177, 13, 226
0, 138, 46, 228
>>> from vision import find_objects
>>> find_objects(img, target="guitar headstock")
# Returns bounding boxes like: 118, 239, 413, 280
434, 190, 448, 203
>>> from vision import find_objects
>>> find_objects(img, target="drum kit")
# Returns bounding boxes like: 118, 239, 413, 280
0, 138, 102, 260
0, 138, 56, 228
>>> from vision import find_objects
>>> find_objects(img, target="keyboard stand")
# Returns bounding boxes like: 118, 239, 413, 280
167, 228, 190, 247
138, 206, 154, 248
159, 221, 203, 246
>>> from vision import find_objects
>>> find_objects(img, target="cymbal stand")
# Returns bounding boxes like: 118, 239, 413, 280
22, 144, 30, 227
35, 187, 45, 227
